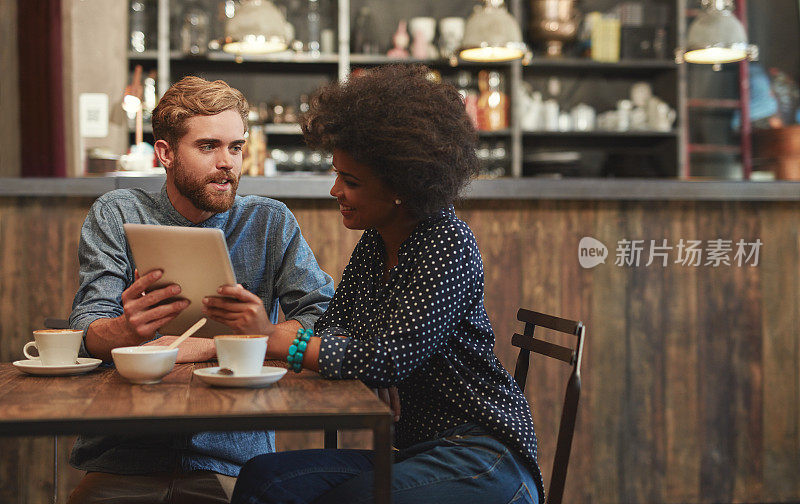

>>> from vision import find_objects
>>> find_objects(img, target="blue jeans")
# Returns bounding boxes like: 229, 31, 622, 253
231, 423, 541, 504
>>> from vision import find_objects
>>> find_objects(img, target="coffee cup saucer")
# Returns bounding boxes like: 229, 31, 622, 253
193, 366, 287, 388
13, 357, 103, 376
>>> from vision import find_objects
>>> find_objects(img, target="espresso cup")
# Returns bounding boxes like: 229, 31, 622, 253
23, 329, 83, 366
214, 335, 268, 375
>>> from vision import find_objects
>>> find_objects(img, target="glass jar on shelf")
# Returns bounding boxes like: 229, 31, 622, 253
455, 71, 479, 129
181, 1, 210, 56
307, 0, 320, 55
477, 70, 509, 131
242, 125, 266, 176
352, 6, 379, 54
129, 0, 151, 53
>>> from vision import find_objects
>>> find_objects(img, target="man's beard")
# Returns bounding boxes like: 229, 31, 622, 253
172, 155, 239, 213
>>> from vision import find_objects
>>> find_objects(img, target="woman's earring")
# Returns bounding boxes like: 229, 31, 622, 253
394, 198, 402, 205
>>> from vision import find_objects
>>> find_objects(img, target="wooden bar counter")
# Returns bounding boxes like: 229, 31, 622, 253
1, 176, 799, 503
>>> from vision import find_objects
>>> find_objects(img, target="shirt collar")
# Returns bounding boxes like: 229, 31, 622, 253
397, 206, 455, 256
421, 206, 454, 225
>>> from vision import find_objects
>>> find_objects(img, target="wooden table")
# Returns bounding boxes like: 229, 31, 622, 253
0, 361, 394, 503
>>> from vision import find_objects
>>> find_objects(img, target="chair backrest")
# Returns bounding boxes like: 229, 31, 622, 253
44, 318, 70, 329
512, 308, 585, 504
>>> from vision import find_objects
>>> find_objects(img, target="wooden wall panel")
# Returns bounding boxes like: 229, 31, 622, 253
0, 197, 89, 503
1, 195, 799, 504
623, 202, 667, 504
730, 203, 765, 502
588, 201, 628, 504
663, 201, 701, 504
760, 202, 800, 501
695, 202, 741, 502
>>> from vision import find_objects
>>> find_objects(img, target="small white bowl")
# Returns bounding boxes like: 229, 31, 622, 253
111, 345, 178, 384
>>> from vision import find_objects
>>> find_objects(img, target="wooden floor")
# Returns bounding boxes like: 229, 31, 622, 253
1, 196, 798, 503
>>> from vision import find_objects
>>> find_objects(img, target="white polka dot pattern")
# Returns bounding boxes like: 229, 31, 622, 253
316, 207, 544, 494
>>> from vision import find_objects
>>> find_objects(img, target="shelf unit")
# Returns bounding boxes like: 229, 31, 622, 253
130, 0, 687, 178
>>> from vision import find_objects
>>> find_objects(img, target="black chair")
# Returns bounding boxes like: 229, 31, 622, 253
44, 318, 70, 330
512, 308, 585, 504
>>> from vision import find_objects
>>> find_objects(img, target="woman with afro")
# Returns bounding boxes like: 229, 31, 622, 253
232, 65, 544, 504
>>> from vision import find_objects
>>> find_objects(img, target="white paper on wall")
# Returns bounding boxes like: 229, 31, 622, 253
79, 93, 109, 138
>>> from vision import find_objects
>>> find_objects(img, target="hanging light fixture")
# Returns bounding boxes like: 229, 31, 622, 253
460, 0, 529, 62
222, 0, 291, 55
681, 0, 758, 68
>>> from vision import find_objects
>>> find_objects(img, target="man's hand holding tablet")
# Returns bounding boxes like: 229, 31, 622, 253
123, 269, 188, 339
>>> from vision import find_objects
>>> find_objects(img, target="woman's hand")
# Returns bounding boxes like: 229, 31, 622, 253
202, 284, 275, 335
377, 387, 401, 422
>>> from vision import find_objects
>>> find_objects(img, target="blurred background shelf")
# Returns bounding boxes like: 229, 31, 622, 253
126, 0, 686, 179
522, 57, 678, 73
522, 130, 678, 138
263, 123, 303, 135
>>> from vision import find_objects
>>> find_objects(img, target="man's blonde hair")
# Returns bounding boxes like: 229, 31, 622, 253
151, 76, 249, 148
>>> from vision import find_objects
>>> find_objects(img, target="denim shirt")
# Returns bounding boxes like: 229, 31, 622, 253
316, 207, 544, 500
68, 185, 334, 476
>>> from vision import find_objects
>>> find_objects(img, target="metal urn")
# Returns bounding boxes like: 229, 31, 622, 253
530, 0, 579, 57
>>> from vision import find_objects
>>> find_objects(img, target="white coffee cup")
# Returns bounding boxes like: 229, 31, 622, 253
23, 329, 83, 366
214, 335, 268, 375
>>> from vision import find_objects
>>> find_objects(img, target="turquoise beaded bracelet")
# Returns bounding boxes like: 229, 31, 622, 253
287, 328, 312, 372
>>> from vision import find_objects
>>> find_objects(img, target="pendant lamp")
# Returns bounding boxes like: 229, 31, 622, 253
222, 0, 291, 55
460, 0, 529, 62
681, 0, 758, 68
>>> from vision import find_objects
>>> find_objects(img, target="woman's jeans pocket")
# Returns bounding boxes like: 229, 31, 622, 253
508, 482, 536, 504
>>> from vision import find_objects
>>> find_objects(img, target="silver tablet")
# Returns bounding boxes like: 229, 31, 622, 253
123, 223, 237, 338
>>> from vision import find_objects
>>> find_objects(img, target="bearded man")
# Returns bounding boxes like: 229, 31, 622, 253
66, 76, 333, 504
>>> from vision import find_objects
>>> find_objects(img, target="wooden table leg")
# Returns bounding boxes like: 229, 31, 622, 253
53, 435, 58, 504
373, 417, 393, 504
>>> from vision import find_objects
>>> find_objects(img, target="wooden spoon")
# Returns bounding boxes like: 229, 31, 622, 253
166, 318, 207, 350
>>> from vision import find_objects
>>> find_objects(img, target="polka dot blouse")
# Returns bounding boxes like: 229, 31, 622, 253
316, 207, 544, 497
